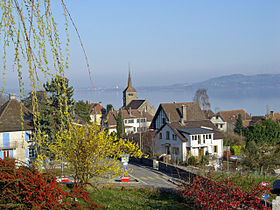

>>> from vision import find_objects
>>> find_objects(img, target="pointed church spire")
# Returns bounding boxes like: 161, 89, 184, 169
128, 63, 133, 88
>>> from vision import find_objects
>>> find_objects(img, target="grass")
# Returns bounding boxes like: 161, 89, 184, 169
88, 187, 192, 210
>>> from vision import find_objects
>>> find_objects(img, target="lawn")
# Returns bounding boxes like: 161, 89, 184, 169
88, 187, 192, 210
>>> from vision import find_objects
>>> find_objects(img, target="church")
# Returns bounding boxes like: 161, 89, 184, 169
122, 71, 156, 116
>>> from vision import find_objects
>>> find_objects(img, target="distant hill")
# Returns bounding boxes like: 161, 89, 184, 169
139, 74, 280, 98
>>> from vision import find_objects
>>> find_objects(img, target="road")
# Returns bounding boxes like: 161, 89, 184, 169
125, 163, 178, 189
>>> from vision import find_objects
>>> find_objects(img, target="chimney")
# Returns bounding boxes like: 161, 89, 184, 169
9, 94, 16, 100
270, 110, 274, 117
180, 105, 187, 125
129, 107, 132, 116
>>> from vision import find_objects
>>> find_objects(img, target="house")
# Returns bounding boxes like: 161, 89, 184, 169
122, 71, 156, 117
88, 103, 106, 125
265, 111, 280, 123
209, 114, 227, 132
154, 120, 223, 162
106, 108, 153, 135
0, 94, 35, 162
216, 109, 251, 132
150, 102, 207, 130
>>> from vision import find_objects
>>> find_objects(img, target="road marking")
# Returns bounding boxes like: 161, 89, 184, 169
140, 177, 147, 180
130, 174, 148, 185
147, 176, 155, 180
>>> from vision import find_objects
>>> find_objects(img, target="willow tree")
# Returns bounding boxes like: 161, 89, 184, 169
0, 1, 143, 174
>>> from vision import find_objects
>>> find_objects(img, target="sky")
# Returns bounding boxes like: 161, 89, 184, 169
3, 0, 280, 90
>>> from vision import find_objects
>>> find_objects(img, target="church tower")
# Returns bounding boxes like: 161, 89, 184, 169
123, 70, 137, 107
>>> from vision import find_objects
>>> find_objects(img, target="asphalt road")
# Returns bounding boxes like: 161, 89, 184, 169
125, 163, 178, 189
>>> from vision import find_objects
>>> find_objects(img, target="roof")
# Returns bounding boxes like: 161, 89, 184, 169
150, 102, 206, 129
107, 108, 153, 126
157, 120, 223, 142
217, 109, 251, 124
125, 100, 145, 109
179, 127, 214, 135
203, 109, 215, 119
89, 103, 105, 115
0, 99, 33, 132
265, 112, 280, 121
123, 71, 136, 93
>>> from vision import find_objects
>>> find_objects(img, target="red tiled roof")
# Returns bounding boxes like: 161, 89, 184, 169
217, 110, 251, 124
89, 103, 105, 115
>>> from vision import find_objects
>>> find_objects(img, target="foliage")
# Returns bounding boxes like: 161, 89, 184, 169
193, 88, 210, 110
234, 113, 244, 134
42, 76, 74, 144
116, 109, 125, 138
106, 104, 113, 114
231, 145, 244, 155
0, 93, 7, 105
244, 118, 280, 145
223, 131, 245, 146
188, 156, 198, 166
54, 123, 143, 184
74, 100, 90, 123
242, 141, 280, 173
0, 158, 100, 209
182, 171, 271, 209
200, 155, 209, 167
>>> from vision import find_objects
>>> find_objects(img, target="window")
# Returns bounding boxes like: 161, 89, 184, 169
159, 133, 162, 139
172, 147, 179, 155
128, 119, 134, 123
216, 116, 219, 119
172, 134, 177, 140
220, 124, 223, 128
216, 124, 219, 128
141, 119, 145, 122
166, 131, 170, 140
162, 118, 166, 124
128, 93, 134, 96
214, 146, 218, 153
203, 135, 206, 140
137, 119, 140, 123
133, 127, 136, 132
124, 120, 127, 124
29, 148, 36, 158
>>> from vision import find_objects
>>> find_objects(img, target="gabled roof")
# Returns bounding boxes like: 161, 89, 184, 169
179, 127, 214, 135
156, 120, 223, 142
203, 109, 215, 119
217, 109, 251, 124
0, 99, 33, 132
150, 102, 206, 129
125, 100, 145, 109
89, 103, 105, 115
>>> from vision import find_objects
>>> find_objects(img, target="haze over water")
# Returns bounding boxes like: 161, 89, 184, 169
74, 88, 280, 116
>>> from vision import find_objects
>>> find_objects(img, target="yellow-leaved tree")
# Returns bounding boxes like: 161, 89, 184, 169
54, 123, 143, 184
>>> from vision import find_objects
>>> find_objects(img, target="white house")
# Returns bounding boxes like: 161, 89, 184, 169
154, 120, 223, 162
210, 115, 227, 132
0, 94, 35, 163
106, 108, 153, 135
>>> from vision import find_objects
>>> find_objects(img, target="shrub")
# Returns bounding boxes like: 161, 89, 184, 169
181, 171, 271, 209
188, 156, 197, 166
0, 158, 101, 209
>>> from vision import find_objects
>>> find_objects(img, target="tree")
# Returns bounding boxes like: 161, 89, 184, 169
39, 76, 75, 155
244, 118, 280, 145
116, 109, 125, 138
106, 104, 113, 114
0, 93, 7, 105
242, 141, 280, 173
234, 114, 244, 134
193, 88, 211, 110
74, 100, 90, 123
55, 123, 143, 184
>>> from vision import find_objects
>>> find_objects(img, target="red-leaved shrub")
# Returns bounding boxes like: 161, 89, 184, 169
182, 172, 271, 209
0, 158, 101, 209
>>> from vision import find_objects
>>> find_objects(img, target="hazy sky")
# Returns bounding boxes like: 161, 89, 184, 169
3, 0, 280, 90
